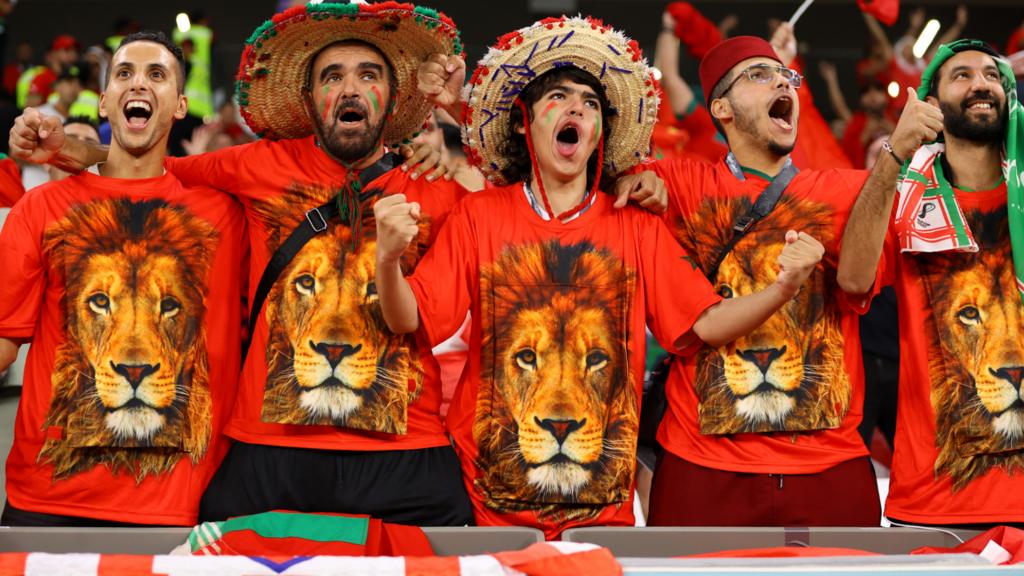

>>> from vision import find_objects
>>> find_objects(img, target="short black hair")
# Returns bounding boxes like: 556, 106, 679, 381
440, 121, 464, 158
499, 67, 615, 190
64, 115, 100, 138
115, 30, 186, 92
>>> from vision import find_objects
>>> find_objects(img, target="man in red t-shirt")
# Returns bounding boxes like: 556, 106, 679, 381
375, 16, 825, 539
0, 32, 244, 527
839, 39, 1024, 527
11, 3, 480, 527
616, 28, 888, 527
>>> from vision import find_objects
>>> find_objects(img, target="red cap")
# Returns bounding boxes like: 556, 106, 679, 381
699, 36, 780, 106
50, 35, 79, 52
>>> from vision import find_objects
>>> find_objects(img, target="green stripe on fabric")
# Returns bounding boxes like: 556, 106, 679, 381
740, 165, 773, 181
219, 512, 369, 545
932, 157, 972, 246
188, 521, 224, 552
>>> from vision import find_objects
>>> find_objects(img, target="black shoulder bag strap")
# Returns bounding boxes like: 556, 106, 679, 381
705, 152, 799, 281
637, 153, 798, 454
242, 152, 401, 359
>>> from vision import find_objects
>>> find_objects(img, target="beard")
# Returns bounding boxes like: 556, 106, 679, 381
313, 99, 387, 164
733, 101, 796, 158
939, 92, 1006, 143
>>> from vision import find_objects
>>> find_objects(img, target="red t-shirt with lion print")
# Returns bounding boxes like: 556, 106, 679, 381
408, 184, 721, 539
166, 136, 464, 452
648, 157, 872, 478
879, 182, 1024, 525
0, 171, 245, 525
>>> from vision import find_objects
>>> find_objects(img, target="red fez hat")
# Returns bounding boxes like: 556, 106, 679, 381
699, 36, 780, 106
50, 35, 79, 52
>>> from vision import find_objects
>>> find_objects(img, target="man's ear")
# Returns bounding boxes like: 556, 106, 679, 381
710, 97, 733, 123
925, 94, 939, 107
98, 91, 108, 119
301, 88, 316, 122
174, 93, 188, 120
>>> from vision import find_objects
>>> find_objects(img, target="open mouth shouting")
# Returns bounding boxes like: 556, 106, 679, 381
554, 121, 581, 159
123, 99, 153, 130
768, 94, 794, 132
336, 105, 368, 129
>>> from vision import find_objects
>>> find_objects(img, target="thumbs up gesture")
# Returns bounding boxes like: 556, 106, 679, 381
889, 88, 944, 162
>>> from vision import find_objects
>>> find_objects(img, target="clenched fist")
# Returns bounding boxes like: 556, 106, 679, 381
774, 230, 825, 298
9, 107, 65, 165
417, 53, 466, 110
374, 194, 421, 264
890, 88, 944, 161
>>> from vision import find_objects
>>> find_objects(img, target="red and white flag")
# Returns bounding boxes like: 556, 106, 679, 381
0, 542, 620, 576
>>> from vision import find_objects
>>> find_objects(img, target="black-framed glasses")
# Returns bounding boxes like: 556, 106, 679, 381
718, 63, 803, 98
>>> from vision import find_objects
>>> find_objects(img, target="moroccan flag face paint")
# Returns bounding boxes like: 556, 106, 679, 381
321, 85, 332, 122
368, 86, 382, 115
541, 100, 558, 124
592, 113, 601, 145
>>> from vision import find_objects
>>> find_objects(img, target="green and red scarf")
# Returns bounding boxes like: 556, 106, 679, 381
894, 40, 1024, 298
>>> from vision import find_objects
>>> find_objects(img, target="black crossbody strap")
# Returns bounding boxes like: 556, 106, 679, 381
705, 159, 798, 282
242, 152, 400, 359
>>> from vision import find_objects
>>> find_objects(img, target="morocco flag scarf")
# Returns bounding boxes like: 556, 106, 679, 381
894, 40, 1024, 298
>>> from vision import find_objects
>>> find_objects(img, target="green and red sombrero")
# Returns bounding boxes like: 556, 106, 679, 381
237, 1, 463, 146
461, 15, 660, 186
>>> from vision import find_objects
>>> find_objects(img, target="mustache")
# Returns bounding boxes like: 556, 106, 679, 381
335, 99, 369, 119
962, 92, 999, 110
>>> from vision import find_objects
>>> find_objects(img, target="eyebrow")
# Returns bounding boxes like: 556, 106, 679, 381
319, 61, 384, 83
147, 63, 170, 76
949, 64, 999, 76
548, 84, 600, 100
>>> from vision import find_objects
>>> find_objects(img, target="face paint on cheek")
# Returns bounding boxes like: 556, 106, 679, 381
541, 101, 558, 125
368, 86, 382, 115
321, 85, 333, 122
592, 113, 602, 144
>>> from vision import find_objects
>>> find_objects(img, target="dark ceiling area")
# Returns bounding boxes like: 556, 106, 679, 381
4, 0, 1022, 117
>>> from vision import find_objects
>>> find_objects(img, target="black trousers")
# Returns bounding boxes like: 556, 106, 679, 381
199, 441, 474, 526
1, 501, 149, 527
858, 352, 899, 448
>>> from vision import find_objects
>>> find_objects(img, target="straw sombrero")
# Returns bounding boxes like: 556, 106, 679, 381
237, 1, 462, 145
461, 15, 659, 186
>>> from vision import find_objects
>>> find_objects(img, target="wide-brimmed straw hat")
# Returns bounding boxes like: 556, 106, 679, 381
461, 15, 659, 186
237, 1, 462, 146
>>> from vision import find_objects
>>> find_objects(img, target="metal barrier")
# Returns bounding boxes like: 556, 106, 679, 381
0, 526, 544, 556
561, 526, 982, 556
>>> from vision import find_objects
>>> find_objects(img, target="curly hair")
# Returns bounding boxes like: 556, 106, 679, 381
499, 67, 616, 191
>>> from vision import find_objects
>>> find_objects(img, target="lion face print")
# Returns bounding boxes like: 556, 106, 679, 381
678, 195, 851, 435
918, 206, 1024, 490
39, 199, 216, 482
475, 240, 637, 523
254, 185, 428, 435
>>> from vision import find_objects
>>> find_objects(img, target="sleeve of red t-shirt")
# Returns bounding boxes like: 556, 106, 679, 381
639, 212, 723, 356
0, 157, 25, 208
0, 196, 45, 339
407, 197, 478, 347
164, 142, 255, 196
